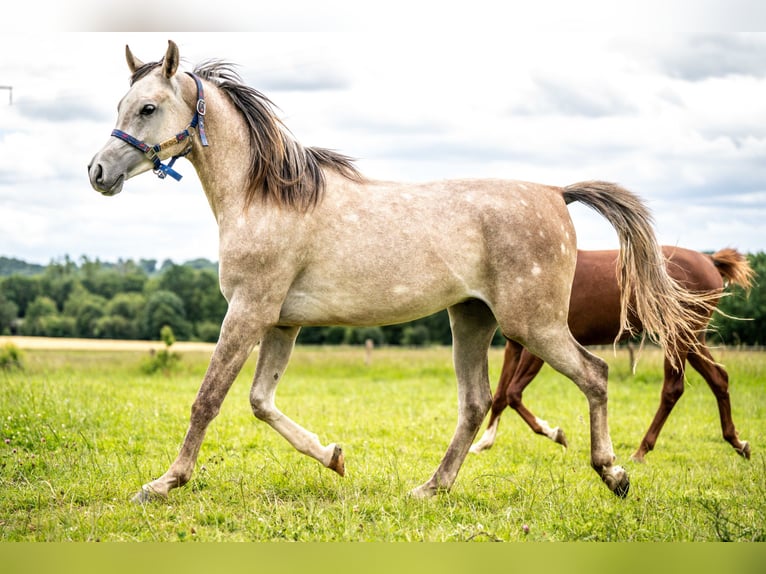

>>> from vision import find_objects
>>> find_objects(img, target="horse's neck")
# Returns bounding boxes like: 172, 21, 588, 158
189, 88, 251, 223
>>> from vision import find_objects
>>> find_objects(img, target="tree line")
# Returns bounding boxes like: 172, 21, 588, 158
0, 252, 764, 346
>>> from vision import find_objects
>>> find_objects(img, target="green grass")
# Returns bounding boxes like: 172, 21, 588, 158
1, 345, 764, 541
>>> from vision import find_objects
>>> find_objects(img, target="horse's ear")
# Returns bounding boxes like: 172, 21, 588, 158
125, 45, 144, 74
162, 40, 180, 79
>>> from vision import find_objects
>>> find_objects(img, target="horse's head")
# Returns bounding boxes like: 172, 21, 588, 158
88, 40, 203, 196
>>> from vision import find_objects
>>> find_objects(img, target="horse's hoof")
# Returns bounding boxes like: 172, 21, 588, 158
131, 484, 165, 504
328, 444, 345, 477
629, 451, 646, 463
469, 443, 488, 454
409, 483, 438, 499
602, 465, 630, 498
554, 427, 568, 448
737, 441, 751, 460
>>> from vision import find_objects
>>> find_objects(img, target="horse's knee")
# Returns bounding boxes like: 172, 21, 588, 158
191, 396, 220, 425
463, 394, 492, 427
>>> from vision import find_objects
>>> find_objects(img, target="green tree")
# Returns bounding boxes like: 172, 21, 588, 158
141, 290, 192, 340
712, 252, 766, 346
0, 293, 19, 335
1, 275, 41, 317
39, 261, 79, 311
63, 287, 108, 338
95, 292, 147, 339
20, 296, 62, 336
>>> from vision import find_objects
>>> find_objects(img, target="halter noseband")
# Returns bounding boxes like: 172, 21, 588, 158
111, 72, 209, 181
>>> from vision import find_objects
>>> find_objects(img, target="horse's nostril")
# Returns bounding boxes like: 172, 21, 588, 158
91, 163, 103, 183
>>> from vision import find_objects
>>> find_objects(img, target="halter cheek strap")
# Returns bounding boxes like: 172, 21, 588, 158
111, 72, 209, 182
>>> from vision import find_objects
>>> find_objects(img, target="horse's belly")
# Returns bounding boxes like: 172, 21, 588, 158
277, 277, 476, 327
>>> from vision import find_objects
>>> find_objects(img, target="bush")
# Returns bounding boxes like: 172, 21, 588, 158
0, 343, 23, 370
141, 325, 181, 375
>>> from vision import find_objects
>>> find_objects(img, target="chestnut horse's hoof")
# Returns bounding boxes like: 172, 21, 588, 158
554, 427, 568, 448
328, 444, 345, 476
737, 441, 751, 460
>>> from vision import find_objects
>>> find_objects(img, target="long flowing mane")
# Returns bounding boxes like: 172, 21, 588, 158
131, 59, 364, 210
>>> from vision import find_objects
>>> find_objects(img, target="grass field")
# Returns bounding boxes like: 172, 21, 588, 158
1, 341, 764, 542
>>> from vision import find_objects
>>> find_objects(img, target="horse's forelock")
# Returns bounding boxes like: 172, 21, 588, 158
129, 61, 163, 86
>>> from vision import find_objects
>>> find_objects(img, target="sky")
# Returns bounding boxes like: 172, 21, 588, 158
1, 3, 766, 265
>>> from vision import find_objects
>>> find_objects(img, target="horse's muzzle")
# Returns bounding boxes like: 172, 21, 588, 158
88, 159, 125, 196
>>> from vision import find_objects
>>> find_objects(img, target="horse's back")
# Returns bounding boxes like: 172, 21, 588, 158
567, 246, 722, 345
661, 246, 724, 293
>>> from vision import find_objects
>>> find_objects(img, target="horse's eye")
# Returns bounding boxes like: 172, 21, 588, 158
140, 104, 156, 116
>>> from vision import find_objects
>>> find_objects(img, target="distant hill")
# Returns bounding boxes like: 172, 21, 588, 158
0, 256, 45, 276
0, 255, 219, 277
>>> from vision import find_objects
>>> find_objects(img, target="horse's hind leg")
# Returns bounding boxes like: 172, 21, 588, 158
631, 352, 686, 462
411, 300, 496, 498
526, 331, 629, 497
249, 326, 345, 475
688, 346, 750, 459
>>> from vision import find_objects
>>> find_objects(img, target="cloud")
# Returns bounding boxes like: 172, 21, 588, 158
246, 65, 351, 92
16, 96, 110, 123
652, 34, 766, 81
510, 75, 639, 118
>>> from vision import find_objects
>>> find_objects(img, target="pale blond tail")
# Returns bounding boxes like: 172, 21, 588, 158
563, 181, 718, 368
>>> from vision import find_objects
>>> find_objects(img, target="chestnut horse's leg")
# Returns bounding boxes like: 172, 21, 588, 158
470, 341, 522, 453
506, 350, 568, 447
471, 343, 566, 453
249, 325, 346, 474
411, 300, 496, 498
687, 346, 751, 459
631, 351, 687, 462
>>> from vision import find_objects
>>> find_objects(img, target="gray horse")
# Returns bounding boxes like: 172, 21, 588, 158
89, 40, 714, 502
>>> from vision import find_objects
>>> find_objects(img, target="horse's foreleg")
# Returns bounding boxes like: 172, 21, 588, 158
249, 326, 345, 475
630, 354, 685, 462
688, 348, 750, 459
412, 300, 495, 498
133, 311, 261, 503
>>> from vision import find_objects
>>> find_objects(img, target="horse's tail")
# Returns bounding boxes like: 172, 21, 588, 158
710, 248, 755, 291
562, 181, 718, 367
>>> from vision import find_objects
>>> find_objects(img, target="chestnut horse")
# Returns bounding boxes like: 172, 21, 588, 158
88, 40, 714, 502
471, 247, 754, 461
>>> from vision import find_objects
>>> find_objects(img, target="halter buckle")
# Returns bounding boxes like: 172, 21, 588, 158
196, 99, 206, 116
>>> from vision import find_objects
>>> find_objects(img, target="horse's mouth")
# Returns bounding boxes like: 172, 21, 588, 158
94, 174, 125, 196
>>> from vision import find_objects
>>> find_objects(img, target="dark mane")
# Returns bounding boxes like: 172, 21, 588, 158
192, 60, 364, 210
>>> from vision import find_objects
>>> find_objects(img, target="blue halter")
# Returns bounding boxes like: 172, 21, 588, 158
111, 72, 209, 181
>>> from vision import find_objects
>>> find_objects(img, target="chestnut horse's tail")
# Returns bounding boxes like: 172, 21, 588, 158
562, 181, 718, 368
711, 248, 755, 291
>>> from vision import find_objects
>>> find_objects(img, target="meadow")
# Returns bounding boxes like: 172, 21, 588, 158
1, 342, 764, 542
